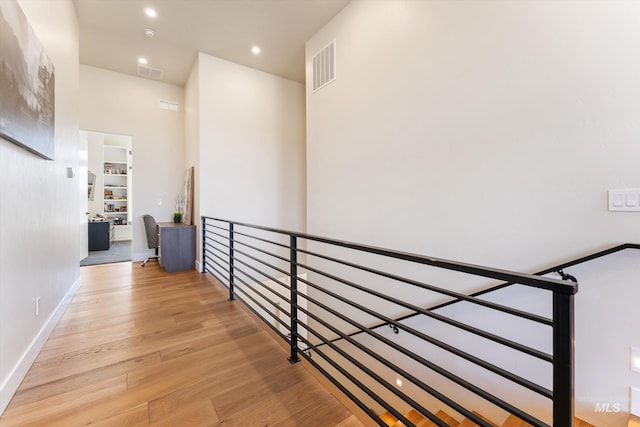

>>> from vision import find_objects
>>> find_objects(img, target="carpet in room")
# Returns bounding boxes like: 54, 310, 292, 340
80, 240, 132, 266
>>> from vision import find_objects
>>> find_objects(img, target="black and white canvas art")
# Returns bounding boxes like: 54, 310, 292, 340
0, 0, 55, 160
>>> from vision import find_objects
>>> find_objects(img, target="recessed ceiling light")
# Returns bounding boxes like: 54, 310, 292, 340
144, 28, 155, 38
144, 8, 157, 18
138, 57, 148, 65
251, 46, 261, 55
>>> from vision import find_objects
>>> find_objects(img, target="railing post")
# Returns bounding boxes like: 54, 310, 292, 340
229, 222, 235, 301
201, 216, 206, 274
288, 234, 300, 364
553, 292, 574, 426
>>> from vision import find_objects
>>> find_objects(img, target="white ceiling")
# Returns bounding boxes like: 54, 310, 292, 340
73, 0, 351, 86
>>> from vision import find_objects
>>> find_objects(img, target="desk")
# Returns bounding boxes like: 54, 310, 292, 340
158, 222, 196, 272
88, 220, 114, 251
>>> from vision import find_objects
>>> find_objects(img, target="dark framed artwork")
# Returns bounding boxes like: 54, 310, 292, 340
0, 0, 55, 160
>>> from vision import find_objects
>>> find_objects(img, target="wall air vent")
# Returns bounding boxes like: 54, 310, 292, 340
137, 64, 163, 80
158, 99, 180, 112
312, 40, 336, 92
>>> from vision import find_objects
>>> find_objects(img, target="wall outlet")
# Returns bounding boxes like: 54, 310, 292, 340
34, 297, 40, 316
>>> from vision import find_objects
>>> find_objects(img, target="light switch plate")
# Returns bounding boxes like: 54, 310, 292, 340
632, 347, 640, 373
609, 189, 640, 211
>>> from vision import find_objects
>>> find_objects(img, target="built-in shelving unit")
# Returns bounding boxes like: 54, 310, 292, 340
103, 145, 132, 240
87, 132, 133, 243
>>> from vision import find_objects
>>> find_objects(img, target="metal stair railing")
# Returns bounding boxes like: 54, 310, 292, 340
202, 216, 579, 427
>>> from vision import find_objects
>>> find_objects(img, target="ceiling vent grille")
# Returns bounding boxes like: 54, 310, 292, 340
312, 40, 336, 92
137, 64, 163, 80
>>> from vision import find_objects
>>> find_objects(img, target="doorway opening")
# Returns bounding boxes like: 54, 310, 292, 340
80, 130, 133, 266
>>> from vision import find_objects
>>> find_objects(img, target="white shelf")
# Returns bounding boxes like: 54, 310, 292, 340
100, 145, 131, 237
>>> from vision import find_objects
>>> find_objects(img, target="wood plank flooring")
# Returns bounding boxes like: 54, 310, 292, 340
0, 262, 363, 427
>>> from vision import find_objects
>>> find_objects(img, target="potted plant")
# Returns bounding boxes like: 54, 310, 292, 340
174, 193, 184, 223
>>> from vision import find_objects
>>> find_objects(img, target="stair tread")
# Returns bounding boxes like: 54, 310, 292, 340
574, 417, 595, 427
406, 409, 431, 427
502, 414, 534, 427
384, 409, 595, 427
386, 409, 460, 427
381, 411, 399, 426
458, 411, 499, 427
502, 414, 596, 427
432, 410, 460, 427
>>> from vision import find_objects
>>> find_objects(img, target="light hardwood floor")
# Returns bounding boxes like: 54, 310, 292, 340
0, 262, 364, 427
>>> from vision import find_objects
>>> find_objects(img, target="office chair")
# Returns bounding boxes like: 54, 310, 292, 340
141, 214, 159, 266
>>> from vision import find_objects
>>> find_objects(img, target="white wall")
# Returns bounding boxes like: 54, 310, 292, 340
306, 0, 640, 271
184, 57, 201, 268
0, 0, 79, 413
79, 65, 185, 260
304, 0, 640, 423
197, 52, 307, 241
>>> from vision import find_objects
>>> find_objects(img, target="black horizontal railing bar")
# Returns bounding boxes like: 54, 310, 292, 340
206, 220, 291, 252
297, 290, 551, 399
536, 243, 640, 277
204, 247, 231, 274
205, 257, 228, 283
206, 236, 293, 290
230, 289, 290, 343
294, 333, 417, 427
202, 216, 573, 294
204, 241, 229, 260
229, 228, 291, 250
233, 268, 292, 313
205, 263, 228, 288
205, 264, 226, 284
298, 279, 552, 413
298, 305, 492, 426
297, 263, 553, 364
297, 317, 451, 427
298, 247, 552, 326
203, 248, 230, 274
204, 239, 230, 257
204, 240, 230, 259
231, 237, 291, 265
231, 262, 292, 311
206, 230, 236, 246
232, 237, 290, 264
232, 274, 291, 334
203, 234, 233, 249
231, 246, 291, 280
425, 243, 640, 315
294, 342, 392, 427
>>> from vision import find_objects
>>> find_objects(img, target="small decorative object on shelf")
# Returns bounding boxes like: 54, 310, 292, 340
174, 193, 184, 223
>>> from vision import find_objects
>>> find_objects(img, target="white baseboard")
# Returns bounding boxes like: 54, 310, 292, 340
0, 277, 81, 415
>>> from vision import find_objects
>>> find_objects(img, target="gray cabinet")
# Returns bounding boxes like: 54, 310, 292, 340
88, 220, 114, 251
158, 222, 196, 272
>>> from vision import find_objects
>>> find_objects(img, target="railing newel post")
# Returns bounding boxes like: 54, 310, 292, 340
288, 234, 300, 364
201, 216, 206, 274
552, 291, 575, 426
229, 222, 235, 301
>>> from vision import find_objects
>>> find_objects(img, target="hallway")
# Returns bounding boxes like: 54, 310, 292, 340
0, 263, 362, 426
